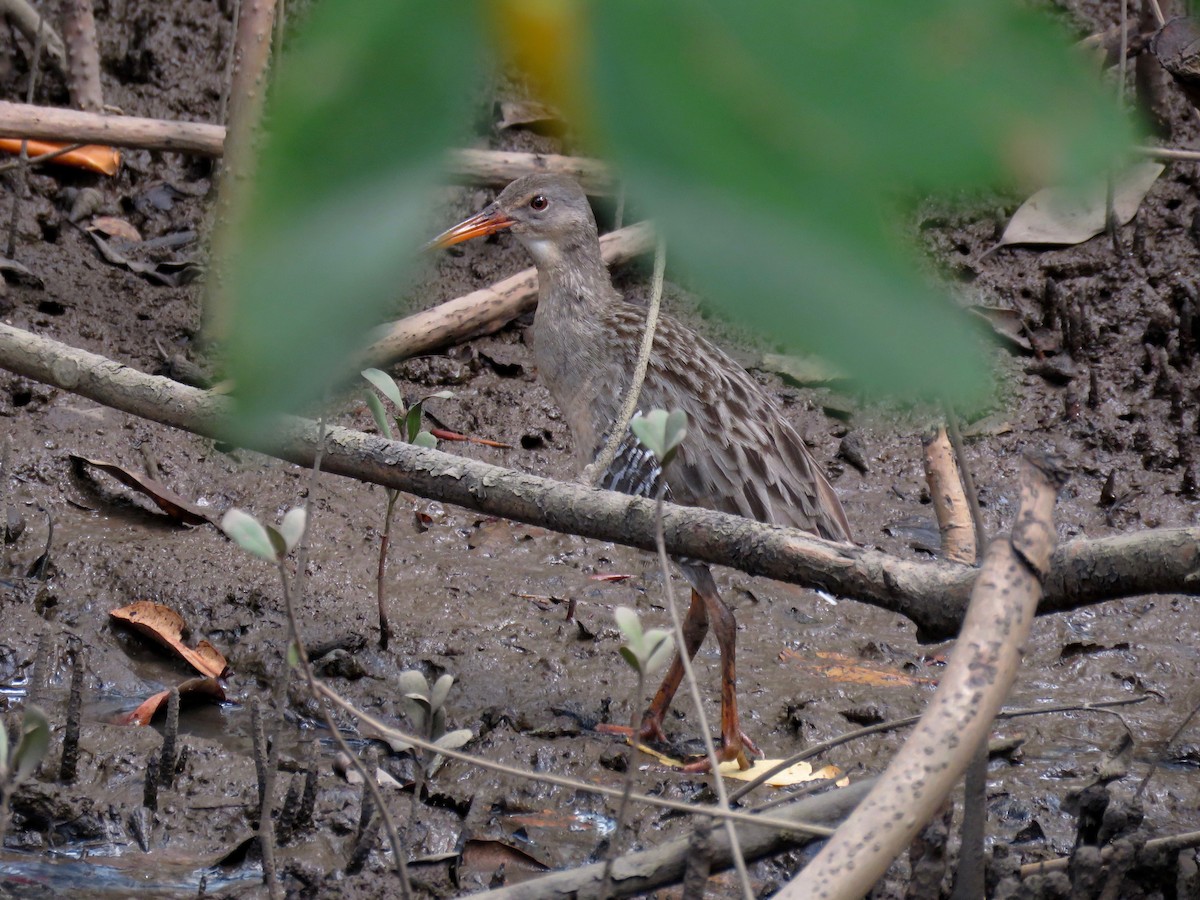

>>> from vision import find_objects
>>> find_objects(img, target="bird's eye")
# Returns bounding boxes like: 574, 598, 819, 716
529, 195, 548, 211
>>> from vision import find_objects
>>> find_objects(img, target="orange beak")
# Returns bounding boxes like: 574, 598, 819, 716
425, 205, 515, 250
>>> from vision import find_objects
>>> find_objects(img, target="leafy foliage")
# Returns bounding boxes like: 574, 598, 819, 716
215, 0, 1136, 429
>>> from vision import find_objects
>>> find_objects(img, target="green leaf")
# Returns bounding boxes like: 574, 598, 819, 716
630, 409, 685, 464
361, 368, 404, 409
618, 645, 640, 672
422, 390, 456, 403
363, 390, 395, 441
430, 674, 454, 712
286, 641, 300, 668
265, 525, 288, 560
614, 606, 643, 643
644, 630, 675, 675
279, 507, 307, 554
589, 0, 1135, 410
412, 431, 437, 449
0, 718, 8, 779
435, 729, 472, 751
13, 705, 50, 784
220, 508, 278, 562
398, 670, 429, 699
216, 0, 484, 439
404, 405, 424, 444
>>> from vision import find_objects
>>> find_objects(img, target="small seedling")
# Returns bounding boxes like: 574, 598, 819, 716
630, 408, 688, 467
361, 368, 454, 648
0, 705, 51, 848
221, 506, 307, 563
614, 606, 674, 677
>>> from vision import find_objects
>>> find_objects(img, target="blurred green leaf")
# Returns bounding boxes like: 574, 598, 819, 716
286, 641, 300, 668
630, 409, 687, 466
587, 0, 1136, 408
0, 718, 8, 779
412, 431, 437, 449
12, 706, 49, 784
614, 606, 642, 643
221, 508, 278, 562
216, 0, 484, 438
362, 368, 404, 409
644, 629, 674, 675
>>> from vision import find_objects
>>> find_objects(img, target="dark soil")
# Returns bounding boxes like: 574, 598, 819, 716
1, 1, 1198, 898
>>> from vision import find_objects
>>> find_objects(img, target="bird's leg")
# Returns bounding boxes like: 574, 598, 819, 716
680, 586, 761, 773
638, 588, 709, 744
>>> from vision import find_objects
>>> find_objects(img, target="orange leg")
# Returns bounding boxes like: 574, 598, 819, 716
679, 585, 761, 772
638, 588, 709, 743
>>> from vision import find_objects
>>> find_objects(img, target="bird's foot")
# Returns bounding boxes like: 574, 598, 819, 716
680, 730, 763, 773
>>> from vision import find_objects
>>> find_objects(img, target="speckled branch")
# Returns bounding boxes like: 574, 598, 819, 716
0, 322, 1197, 640
921, 425, 977, 565
778, 454, 1068, 900
59, 0, 102, 112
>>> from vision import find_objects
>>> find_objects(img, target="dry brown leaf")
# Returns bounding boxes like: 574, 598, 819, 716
117, 676, 226, 726
110, 601, 229, 677
87, 216, 142, 242
992, 161, 1163, 249
460, 838, 550, 884
780, 649, 937, 688
968, 306, 1033, 353
70, 454, 212, 526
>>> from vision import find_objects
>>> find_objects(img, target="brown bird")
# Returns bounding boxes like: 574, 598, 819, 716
430, 175, 852, 769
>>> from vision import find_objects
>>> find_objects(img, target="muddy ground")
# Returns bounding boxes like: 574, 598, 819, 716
1, 1, 1199, 898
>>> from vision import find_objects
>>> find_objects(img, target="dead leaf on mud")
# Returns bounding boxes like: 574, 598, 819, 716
990, 160, 1164, 250
459, 838, 551, 884
968, 306, 1034, 353
117, 675, 226, 726
87, 216, 142, 242
85, 229, 203, 286
70, 454, 212, 526
0, 255, 44, 289
780, 649, 937, 688
110, 601, 229, 677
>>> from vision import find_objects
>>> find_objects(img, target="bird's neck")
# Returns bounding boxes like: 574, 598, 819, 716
524, 231, 615, 316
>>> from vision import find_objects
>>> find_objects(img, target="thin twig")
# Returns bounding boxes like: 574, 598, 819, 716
582, 237, 667, 486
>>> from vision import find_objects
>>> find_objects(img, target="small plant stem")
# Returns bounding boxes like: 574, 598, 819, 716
598, 673, 644, 899
376, 489, 399, 649
279, 424, 413, 899
652, 482, 753, 900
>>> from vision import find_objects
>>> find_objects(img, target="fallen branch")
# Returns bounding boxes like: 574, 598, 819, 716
0, 323, 1197, 640
362, 221, 652, 369
780, 454, 1067, 898
480, 781, 873, 900
0, 102, 622, 196
447, 148, 613, 194
0, 101, 224, 155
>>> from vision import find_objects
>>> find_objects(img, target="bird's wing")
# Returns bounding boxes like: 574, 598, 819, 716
604, 308, 852, 542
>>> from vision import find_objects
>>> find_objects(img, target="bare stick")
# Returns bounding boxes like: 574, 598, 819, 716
0, 0, 67, 72
447, 148, 613, 194
59, 0, 103, 112
362, 222, 653, 369
0, 101, 225, 154
921, 425, 977, 564
778, 454, 1067, 899
1, 322, 1197, 639
583, 237, 666, 486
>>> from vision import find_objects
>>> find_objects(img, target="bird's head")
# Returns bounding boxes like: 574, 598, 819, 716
427, 174, 598, 269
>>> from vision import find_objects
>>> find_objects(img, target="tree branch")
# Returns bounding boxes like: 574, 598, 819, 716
0, 323, 1196, 640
